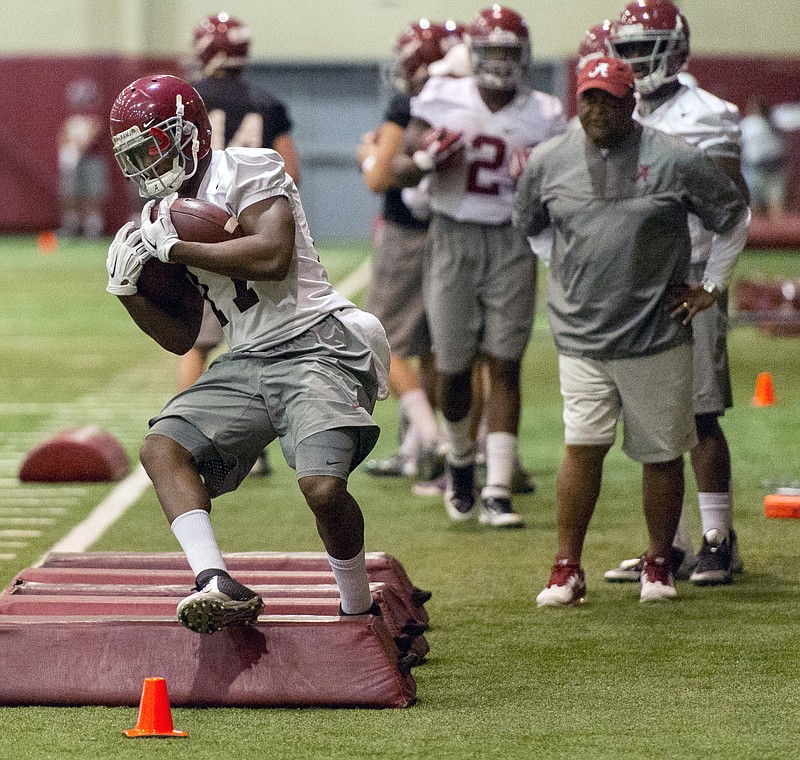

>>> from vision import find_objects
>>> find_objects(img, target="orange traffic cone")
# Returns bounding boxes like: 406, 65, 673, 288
122, 677, 188, 738
752, 372, 776, 407
36, 231, 58, 255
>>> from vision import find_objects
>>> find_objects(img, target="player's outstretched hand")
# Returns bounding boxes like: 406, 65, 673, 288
141, 194, 180, 263
413, 126, 465, 172
106, 222, 152, 296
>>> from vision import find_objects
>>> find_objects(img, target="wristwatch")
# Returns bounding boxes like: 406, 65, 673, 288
701, 279, 719, 298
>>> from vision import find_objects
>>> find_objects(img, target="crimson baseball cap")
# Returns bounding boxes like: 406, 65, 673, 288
576, 56, 634, 98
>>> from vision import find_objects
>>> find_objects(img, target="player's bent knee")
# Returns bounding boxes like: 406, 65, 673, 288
298, 474, 348, 512
140, 434, 193, 474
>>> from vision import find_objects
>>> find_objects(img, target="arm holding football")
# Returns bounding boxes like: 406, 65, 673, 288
164, 194, 295, 282
115, 274, 203, 355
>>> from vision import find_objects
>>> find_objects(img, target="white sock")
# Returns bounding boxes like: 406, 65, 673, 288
698, 492, 733, 535
399, 420, 420, 461
327, 547, 373, 614
170, 509, 227, 577
482, 431, 516, 500
399, 388, 440, 448
443, 417, 474, 466
671, 506, 695, 556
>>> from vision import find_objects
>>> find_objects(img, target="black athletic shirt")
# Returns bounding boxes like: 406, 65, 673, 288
383, 94, 428, 230
195, 75, 292, 148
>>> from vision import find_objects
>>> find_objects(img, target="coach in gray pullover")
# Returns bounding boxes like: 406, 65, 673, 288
513, 57, 748, 608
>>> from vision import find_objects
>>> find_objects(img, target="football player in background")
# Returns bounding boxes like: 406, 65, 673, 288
357, 19, 461, 485
179, 13, 303, 477
106, 75, 390, 634
605, 0, 750, 586
391, 6, 567, 528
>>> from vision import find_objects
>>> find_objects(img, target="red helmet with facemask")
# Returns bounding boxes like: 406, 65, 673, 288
110, 75, 212, 199
609, 1, 690, 95
192, 13, 251, 77
465, 6, 531, 91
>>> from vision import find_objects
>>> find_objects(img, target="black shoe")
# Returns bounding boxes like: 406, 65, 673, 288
690, 529, 734, 586
176, 570, 264, 634
444, 462, 476, 522
338, 600, 381, 616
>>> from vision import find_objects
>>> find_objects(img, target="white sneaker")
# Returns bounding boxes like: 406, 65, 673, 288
536, 559, 586, 607
478, 497, 524, 528
639, 555, 677, 603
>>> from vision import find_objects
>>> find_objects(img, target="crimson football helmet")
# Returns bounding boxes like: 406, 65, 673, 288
110, 75, 212, 199
384, 19, 463, 93
192, 13, 251, 76
465, 6, 531, 91
578, 21, 613, 64
609, 1, 690, 95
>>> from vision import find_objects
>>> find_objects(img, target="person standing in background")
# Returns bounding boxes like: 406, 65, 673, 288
180, 13, 303, 476
357, 19, 462, 485
740, 98, 788, 219
57, 78, 109, 241
391, 6, 567, 528
605, 0, 751, 586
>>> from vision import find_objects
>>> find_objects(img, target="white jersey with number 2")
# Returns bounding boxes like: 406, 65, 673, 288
411, 75, 567, 225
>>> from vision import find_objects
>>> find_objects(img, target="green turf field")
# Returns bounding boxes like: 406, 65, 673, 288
1, 234, 800, 759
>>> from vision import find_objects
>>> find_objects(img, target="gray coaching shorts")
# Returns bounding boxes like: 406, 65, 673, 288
425, 213, 536, 374
148, 311, 385, 497
688, 261, 732, 415
59, 155, 109, 200
558, 343, 697, 463
367, 220, 431, 359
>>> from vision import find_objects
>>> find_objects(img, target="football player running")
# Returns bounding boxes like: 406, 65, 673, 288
179, 13, 303, 477
606, 0, 750, 586
357, 19, 461, 485
106, 75, 390, 634
391, 6, 567, 528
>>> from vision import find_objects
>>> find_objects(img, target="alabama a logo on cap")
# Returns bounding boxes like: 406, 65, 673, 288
588, 62, 610, 79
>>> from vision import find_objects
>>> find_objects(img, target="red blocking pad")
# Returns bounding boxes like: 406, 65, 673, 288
36, 551, 431, 624
0, 552, 430, 708
18, 426, 129, 483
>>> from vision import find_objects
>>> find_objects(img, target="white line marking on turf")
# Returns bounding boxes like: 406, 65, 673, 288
336, 259, 371, 300
44, 464, 152, 556
0, 530, 41, 538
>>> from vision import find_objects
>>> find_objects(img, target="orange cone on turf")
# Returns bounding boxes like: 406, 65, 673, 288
752, 372, 776, 407
36, 231, 58, 255
123, 677, 188, 738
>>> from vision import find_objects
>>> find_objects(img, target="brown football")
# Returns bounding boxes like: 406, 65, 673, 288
168, 197, 243, 243
137, 198, 242, 310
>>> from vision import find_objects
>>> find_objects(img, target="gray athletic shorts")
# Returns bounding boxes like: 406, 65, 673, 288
367, 220, 431, 358
689, 261, 732, 415
194, 301, 225, 350
148, 312, 382, 497
558, 343, 697, 463
425, 213, 536, 374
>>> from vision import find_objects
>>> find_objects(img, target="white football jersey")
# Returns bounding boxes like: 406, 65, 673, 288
411, 76, 567, 224
634, 86, 742, 264
190, 148, 353, 352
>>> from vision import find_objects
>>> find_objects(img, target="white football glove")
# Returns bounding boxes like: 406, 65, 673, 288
106, 222, 152, 296
140, 193, 180, 263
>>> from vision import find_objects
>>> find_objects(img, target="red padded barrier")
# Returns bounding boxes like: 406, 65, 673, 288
18, 426, 129, 483
0, 552, 430, 707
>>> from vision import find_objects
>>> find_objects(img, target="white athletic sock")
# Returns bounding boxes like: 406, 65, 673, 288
671, 506, 695, 556
399, 388, 440, 448
399, 420, 420, 461
443, 417, 474, 466
170, 509, 227, 577
482, 431, 516, 500
327, 547, 373, 614
698, 492, 733, 535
